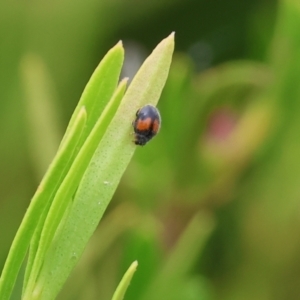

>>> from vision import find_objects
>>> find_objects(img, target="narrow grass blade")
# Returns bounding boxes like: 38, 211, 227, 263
62, 41, 124, 147
30, 33, 174, 300
112, 261, 138, 300
0, 107, 87, 300
0, 41, 124, 300
23, 79, 128, 298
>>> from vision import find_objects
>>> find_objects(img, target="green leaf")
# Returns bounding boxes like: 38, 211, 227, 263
111, 261, 139, 300
62, 41, 124, 147
23, 78, 128, 299
0, 107, 87, 300
0, 42, 124, 300
30, 32, 174, 300
21, 54, 62, 177
141, 213, 214, 300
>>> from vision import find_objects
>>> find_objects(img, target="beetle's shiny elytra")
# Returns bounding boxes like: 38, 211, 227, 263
132, 104, 161, 146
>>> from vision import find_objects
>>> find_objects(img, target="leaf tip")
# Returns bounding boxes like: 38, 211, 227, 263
116, 40, 123, 48
162, 32, 175, 51
109, 40, 124, 57
131, 260, 138, 270
77, 106, 87, 122
127, 260, 138, 276
79, 105, 87, 115
121, 77, 129, 84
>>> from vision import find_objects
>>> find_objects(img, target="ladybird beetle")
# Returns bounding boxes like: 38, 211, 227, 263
132, 104, 161, 146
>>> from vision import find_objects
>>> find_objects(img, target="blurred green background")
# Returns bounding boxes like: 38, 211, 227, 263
3, 0, 300, 299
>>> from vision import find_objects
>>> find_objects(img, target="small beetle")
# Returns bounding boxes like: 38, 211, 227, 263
132, 104, 161, 146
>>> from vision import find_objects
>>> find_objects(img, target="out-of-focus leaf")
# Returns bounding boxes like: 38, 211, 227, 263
142, 213, 214, 300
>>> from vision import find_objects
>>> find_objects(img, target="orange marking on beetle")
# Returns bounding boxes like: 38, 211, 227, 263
152, 119, 160, 133
136, 118, 152, 131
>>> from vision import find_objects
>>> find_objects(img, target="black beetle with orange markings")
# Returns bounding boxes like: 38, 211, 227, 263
132, 104, 161, 146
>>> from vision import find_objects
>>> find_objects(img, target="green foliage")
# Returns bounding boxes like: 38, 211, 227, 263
2, 0, 300, 300
0, 34, 174, 300
111, 261, 138, 300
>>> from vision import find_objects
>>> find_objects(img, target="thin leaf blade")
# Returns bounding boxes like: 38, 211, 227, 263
34, 33, 175, 300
